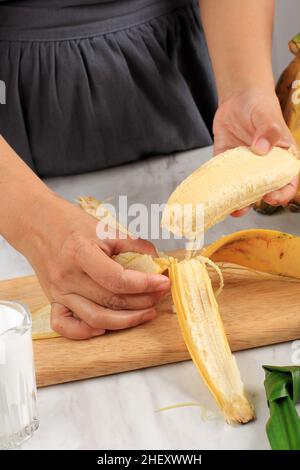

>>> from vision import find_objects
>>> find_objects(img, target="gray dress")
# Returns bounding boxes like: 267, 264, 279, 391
0, 0, 217, 177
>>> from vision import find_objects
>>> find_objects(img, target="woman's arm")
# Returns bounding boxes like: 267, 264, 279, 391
198, 0, 298, 211
0, 136, 169, 338
0, 136, 55, 248
199, 0, 275, 102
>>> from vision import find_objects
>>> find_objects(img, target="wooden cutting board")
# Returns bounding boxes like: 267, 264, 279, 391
1, 254, 300, 388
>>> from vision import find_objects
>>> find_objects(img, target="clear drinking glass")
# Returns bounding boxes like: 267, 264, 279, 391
0, 301, 39, 449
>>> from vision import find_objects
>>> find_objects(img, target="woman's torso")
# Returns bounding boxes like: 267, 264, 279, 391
0, 0, 217, 176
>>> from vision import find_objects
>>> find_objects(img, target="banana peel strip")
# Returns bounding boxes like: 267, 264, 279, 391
32, 222, 300, 340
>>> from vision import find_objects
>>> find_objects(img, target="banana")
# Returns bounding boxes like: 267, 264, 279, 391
162, 146, 300, 238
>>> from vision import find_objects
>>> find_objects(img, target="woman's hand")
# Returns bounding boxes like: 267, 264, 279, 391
199, 1, 298, 215
0, 137, 169, 340
17, 193, 170, 340
213, 88, 299, 216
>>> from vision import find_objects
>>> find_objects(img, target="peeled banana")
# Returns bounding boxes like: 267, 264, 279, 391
113, 252, 169, 274
162, 146, 300, 239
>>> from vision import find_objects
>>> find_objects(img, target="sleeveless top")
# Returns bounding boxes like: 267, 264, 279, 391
0, 0, 217, 177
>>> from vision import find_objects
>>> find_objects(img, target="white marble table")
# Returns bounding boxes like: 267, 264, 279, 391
1, 146, 300, 450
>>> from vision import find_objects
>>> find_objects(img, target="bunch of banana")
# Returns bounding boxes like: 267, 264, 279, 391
256, 33, 300, 214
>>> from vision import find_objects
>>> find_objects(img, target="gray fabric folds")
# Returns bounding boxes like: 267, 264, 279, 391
0, 0, 217, 176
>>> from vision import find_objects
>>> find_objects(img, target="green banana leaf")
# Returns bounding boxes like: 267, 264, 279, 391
263, 365, 300, 450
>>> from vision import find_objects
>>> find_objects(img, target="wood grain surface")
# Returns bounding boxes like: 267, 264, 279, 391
1, 257, 300, 388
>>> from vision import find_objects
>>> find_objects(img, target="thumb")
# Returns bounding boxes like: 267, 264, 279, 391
103, 235, 159, 258
250, 107, 293, 155
251, 125, 281, 156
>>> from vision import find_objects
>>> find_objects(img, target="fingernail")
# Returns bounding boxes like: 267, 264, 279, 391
156, 289, 170, 298
264, 195, 279, 205
266, 199, 279, 206
143, 309, 157, 321
92, 329, 105, 337
253, 137, 271, 155
151, 275, 170, 291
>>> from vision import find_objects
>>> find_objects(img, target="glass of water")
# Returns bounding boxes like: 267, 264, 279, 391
0, 301, 39, 449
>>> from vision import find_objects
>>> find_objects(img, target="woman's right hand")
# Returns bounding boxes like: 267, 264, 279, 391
12, 192, 170, 340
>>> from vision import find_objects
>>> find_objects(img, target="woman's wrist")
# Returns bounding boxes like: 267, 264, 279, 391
217, 79, 276, 105
0, 136, 63, 253
1, 182, 56, 252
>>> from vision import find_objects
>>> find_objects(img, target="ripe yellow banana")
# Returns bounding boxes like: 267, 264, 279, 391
162, 146, 300, 238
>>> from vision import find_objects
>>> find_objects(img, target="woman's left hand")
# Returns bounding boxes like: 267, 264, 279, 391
212, 88, 299, 216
